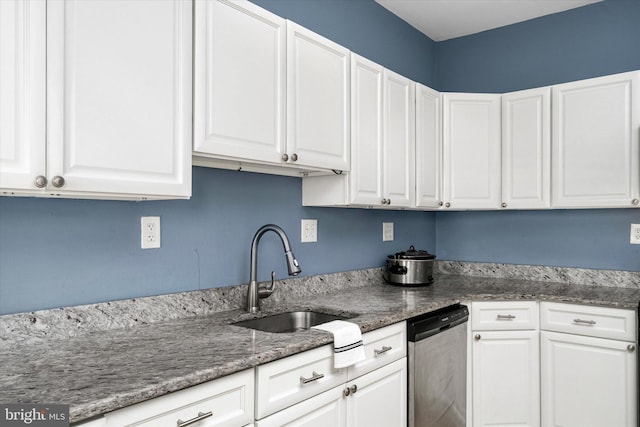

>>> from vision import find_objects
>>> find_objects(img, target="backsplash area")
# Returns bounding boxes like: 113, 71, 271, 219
436, 261, 640, 289
2, 263, 637, 348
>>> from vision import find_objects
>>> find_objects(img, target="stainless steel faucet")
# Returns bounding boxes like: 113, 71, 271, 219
247, 224, 301, 313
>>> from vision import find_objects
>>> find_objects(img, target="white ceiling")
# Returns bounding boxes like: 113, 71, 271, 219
374, 0, 602, 41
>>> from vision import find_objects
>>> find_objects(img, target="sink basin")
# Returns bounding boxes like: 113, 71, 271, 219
233, 310, 355, 333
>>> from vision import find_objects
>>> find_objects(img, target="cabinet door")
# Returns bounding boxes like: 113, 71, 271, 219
193, 0, 286, 164
502, 87, 551, 209
415, 83, 442, 209
349, 54, 383, 205
442, 93, 501, 209
541, 331, 637, 427
472, 330, 540, 427
46, 0, 192, 198
346, 358, 407, 427
255, 386, 347, 427
287, 21, 350, 172
0, 0, 46, 192
552, 71, 640, 208
383, 70, 415, 208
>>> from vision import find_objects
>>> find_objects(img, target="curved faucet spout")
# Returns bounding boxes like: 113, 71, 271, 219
247, 224, 301, 313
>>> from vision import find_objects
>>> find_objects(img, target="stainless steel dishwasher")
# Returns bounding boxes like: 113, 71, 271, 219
408, 304, 469, 427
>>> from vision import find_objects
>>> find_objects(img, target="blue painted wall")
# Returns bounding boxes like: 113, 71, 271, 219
434, 0, 640, 271
0, 168, 436, 315
435, 0, 640, 93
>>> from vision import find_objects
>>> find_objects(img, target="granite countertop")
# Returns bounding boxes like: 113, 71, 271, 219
1, 271, 639, 423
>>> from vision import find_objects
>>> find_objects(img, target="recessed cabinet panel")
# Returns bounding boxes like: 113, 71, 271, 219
349, 54, 384, 205
383, 70, 415, 208
472, 330, 540, 427
0, 0, 46, 191
415, 83, 441, 209
442, 94, 501, 209
287, 21, 350, 171
193, 0, 286, 164
46, 0, 192, 197
552, 71, 640, 207
541, 330, 637, 427
502, 87, 551, 209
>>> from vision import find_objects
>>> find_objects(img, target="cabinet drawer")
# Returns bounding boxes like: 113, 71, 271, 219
472, 301, 538, 330
540, 302, 637, 341
348, 322, 406, 380
255, 344, 347, 419
103, 369, 254, 427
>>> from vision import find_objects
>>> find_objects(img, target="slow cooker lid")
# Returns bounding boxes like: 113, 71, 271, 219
391, 245, 436, 260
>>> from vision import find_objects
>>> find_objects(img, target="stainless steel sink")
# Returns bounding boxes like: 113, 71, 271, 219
232, 310, 355, 333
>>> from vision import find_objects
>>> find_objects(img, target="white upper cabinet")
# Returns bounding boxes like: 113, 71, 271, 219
442, 93, 501, 209
349, 54, 384, 205
287, 21, 351, 172
415, 83, 442, 209
1, 0, 191, 199
193, 0, 286, 165
0, 0, 46, 193
301, 54, 414, 208
501, 87, 551, 209
46, 0, 192, 199
383, 68, 416, 208
551, 71, 640, 208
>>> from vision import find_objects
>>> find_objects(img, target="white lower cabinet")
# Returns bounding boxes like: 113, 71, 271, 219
102, 369, 254, 427
256, 358, 407, 427
255, 322, 407, 427
472, 330, 540, 427
540, 302, 637, 427
471, 301, 540, 427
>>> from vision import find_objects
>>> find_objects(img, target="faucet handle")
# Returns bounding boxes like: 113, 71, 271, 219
258, 271, 276, 298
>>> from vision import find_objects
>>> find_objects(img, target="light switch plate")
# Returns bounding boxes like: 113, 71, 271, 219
301, 219, 318, 243
631, 224, 640, 244
383, 222, 394, 242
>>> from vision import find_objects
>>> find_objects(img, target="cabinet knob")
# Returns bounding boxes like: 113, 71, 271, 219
51, 176, 65, 188
291, 153, 298, 162
445, 202, 451, 208
438, 201, 443, 207
343, 387, 351, 397
386, 199, 391, 205
350, 384, 358, 394
501, 202, 507, 208
628, 344, 636, 352
281, 154, 289, 162
34, 175, 48, 188
381, 198, 387, 205
632, 199, 639, 205
474, 334, 481, 340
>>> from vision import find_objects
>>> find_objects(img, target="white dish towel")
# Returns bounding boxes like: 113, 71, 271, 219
312, 320, 366, 368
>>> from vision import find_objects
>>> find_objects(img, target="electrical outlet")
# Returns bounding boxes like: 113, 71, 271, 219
631, 224, 640, 244
383, 222, 394, 242
301, 219, 318, 243
141, 216, 161, 249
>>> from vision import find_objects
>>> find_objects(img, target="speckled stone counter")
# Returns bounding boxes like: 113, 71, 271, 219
1, 267, 639, 423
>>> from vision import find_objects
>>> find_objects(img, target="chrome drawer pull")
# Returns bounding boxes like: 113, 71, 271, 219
300, 371, 324, 384
374, 345, 392, 356
177, 411, 213, 427
573, 318, 596, 325
497, 314, 516, 320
